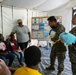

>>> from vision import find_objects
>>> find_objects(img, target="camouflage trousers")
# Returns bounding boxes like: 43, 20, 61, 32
71, 63, 76, 75
50, 44, 66, 71
68, 45, 76, 75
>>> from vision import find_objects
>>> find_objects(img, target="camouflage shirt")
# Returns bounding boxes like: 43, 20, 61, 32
49, 23, 65, 42
69, 26, 76, 48
68, 26, 76, 62
49, 23, 66, 51
69, 27, 76, 36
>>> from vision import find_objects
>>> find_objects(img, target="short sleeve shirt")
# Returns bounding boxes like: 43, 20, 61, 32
13, 66, 42, 75
12, 25, 30, 43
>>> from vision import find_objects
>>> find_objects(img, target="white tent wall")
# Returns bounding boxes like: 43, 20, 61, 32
36, 12, 48, 17
32, 11, 48, 17
47, 0, 76, 32
32, 11, 37, 17
0, 5, 48, 40
2, 6, 13, 38
28, 9, 32, 32
47, 5, 72, 32
1, 0, 70, 12
13, 7, 28, 26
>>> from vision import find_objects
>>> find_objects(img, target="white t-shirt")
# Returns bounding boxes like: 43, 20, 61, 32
0, 42, 6, 51
12, 25, 30, 43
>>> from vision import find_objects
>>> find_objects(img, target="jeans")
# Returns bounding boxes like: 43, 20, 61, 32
0, 52, 15, 67
12, 51, 23, 66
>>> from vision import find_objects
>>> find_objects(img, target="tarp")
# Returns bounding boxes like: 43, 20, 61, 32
38, 47, 72, 75
0, 0, 76, 11
12, 46, 72, 75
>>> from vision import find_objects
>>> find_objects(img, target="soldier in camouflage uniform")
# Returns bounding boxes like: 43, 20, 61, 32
46, 16, 66, 75
68, 14, 76, 75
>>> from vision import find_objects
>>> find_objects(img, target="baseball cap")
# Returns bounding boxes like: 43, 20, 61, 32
17, 19, 22, 23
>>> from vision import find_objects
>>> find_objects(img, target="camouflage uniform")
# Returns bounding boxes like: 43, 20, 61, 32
49, 23, 66, 72
68, 27, 76, 75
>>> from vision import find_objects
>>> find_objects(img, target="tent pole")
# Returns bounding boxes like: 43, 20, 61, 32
1, 6, 3, 34
27, 9, 28, 27
12, 6, 13, 19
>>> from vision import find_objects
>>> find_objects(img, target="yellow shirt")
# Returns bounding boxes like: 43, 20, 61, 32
13, 66, 42, 75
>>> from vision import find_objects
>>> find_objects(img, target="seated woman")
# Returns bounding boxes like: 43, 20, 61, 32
13, 45, 42, 75
6, 34, 24, 66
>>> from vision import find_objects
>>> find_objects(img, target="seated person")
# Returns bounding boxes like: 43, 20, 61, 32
6, 34, 24, 66
0, 33, 15, 67
0, 59, 11, 75
13, 45, 42, 75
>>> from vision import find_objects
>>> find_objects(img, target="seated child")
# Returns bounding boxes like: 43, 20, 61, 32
13, 45, 42, 75
7, 34, 24, 66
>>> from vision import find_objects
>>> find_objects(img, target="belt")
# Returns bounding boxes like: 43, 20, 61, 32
54, 39, 61, 44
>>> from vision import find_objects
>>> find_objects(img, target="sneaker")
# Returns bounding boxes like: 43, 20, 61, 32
45, 66, 55, 70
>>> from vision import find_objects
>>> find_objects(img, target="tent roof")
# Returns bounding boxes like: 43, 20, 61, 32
0, 0, 76, 11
